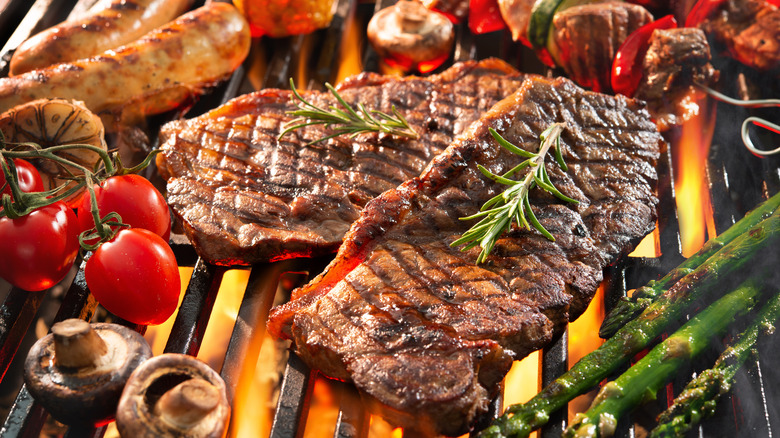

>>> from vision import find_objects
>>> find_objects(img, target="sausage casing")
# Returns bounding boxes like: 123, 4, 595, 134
0, 2, 251, 123
10, 0, 194, 76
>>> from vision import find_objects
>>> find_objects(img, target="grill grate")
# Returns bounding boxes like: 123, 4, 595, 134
0, 0, 779, 437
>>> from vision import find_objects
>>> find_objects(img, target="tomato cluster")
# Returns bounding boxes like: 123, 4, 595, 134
0, 160, 180, 326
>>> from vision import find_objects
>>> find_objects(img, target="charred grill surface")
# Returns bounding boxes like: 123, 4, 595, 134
268, 76, 662, 436
156, 59, 527, 265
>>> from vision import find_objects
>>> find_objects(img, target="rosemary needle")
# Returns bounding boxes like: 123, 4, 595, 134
451, 123, 579, 264
278, 79, 419, 145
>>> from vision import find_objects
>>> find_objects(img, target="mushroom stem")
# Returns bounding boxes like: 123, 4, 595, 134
396, 0, 428, 33
52, 319, 108, 369
155, 379, 221, 429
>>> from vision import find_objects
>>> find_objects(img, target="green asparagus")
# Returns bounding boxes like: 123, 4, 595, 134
600, 191, 780, 338
648, 291, 780, 438
563, 278, 764, 437
479, 209, 780, 438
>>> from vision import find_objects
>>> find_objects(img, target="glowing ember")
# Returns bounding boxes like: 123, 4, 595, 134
673, 91, 717, 257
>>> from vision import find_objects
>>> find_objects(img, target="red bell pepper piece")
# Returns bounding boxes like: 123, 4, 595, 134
685, 0, 727, 27
469, 0, 506, 34
611, 14, 677, 97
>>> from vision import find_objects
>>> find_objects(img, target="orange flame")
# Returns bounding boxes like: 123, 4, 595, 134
567, 285, 606, 420
673, 92, 717, 257
335, 5, 364, 84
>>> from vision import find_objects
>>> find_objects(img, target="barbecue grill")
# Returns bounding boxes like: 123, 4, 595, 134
0, 0, 778, 437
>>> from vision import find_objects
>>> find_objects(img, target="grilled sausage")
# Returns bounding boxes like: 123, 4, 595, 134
9, 0, 194, 76
0, 2, 250, 123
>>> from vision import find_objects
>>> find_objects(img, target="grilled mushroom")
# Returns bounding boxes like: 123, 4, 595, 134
23, 318, 152, 426
367, 0, 454, 73
116, 353, 230, 438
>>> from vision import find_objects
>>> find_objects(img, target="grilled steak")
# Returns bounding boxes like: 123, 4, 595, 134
268, 76, 662, 436
156, 59, 527, 265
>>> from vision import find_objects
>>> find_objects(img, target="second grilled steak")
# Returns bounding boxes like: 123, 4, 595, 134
156, 59, 526, 265
268, 75, 662, 436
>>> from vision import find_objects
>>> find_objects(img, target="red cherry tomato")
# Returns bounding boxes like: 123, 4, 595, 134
85, 228, 181, 325
1, 159, 45, 198
0, 202, 79, 291
77, 174, 171, 242
611, 15, 677, 97
469, 0, 506, 34
768, 0, 780, 7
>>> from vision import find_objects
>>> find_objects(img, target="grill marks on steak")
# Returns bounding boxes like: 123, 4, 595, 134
156, 59, 526, 265
268, 76, 662, 436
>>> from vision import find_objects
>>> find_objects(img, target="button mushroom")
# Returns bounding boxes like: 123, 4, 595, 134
367, 0, 455, 74
116, 353, 230, 438
23, 318, 152, 426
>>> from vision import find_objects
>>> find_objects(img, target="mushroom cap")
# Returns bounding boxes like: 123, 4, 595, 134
23, 322, 152, 426
116, 353, 230, 438
367, 0, 454, 73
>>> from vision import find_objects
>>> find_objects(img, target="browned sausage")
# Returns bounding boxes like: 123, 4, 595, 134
10, 0, 195, 76
0, 2, 250, 123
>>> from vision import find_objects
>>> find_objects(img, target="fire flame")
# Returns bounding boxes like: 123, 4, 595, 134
673, 92, 717, 257
567, 285, 606, 420
335, 4, 364, 83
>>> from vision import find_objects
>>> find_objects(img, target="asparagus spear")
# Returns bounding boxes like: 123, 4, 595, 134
479, 209, 780, 438
600, 191, 780, 338
563, 278, 764, 437
648, 291, 780, 438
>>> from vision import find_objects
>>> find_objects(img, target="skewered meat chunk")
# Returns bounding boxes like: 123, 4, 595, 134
156, 59, 528, 265
635, 27, 719, 130
698, 0, 780, 72
268, 75, 662, 436
550, 1, 653, 92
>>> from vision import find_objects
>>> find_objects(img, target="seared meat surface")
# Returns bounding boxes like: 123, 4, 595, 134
156, 59, 527, 265
550, 2, 653, 92
268, 76, 662, 436
636, 27, 719, 130
700, 0, 780, 72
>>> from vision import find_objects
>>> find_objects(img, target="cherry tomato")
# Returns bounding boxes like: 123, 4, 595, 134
0, 159, 44, 198
85, 228, 181, 325
768, 0, 780, 7
0, 202, 79, 291
611, 15, 677, 97
77, 174, 171, 242
469, 0, 506, 34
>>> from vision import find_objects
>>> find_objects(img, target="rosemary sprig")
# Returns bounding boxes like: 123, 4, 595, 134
451, 123, 579, 264
278, 79, 419, 145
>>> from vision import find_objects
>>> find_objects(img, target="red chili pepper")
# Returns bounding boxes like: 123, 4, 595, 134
611, 14, 677, 97
469, 0, 506, 34
685, 0, 727, 27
